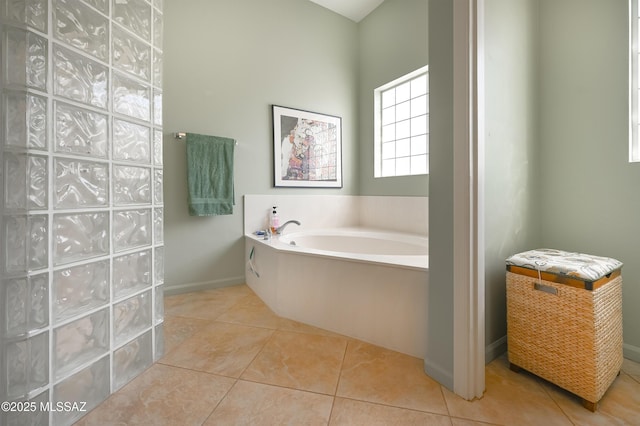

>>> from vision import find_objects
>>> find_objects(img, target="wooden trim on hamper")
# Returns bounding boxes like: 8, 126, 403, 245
506, 265, 621, 291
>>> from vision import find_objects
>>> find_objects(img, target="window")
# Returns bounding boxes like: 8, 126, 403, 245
374, 66, 429, 177
631, 0, 640, 161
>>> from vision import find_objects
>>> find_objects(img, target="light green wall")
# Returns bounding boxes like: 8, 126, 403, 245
425, 0, 454, 388
483, 0, 541, 359
484, 0, 640, 361
163, 0, 358, 291
539, 0, 640, 359
358, 0, 429, 196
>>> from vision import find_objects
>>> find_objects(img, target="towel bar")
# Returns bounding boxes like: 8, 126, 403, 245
174, 132, 237, 145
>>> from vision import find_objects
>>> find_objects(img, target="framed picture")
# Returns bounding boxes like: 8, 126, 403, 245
273, 105, 342, 188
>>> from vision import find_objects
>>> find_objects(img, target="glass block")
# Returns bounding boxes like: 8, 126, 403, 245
53, 356, 109, 426
154, 323, 164, 361
153, 89, 162, 126
4, 91, 47, 150
113, 209, 151, 252
4, 277, 28, 336
4, 218, 27, 273
53, 212, 109, 265
153, 207, 163, 244
83, 0, 108, 15
4, 273, 48, 337
53, 260, 109, 323
53, 0, 109, 61
54, 309, 109, 379
4, 0, 48, 32
3, 153, 47, 210
2, 389, 49, 426
113, 119, 151, 163
4, 27, 47, 90
53, 44, 108, 109
113, 165, 151, 205
3, 332, 48, 399
154, 285, 163, 324
152, 49, 162, 88
3, 153, 27, 210
153, 8, 163, 49
4, 215, 48, 273
54, 158, 109, 209
113, 0, 151, 42
153, 169, 163, 204
153, 0, 163, 14
27, 156, 47, 210
113, 72, 150, 121
54, 101, 108, 158
112, 26, 151, 81
153, 130, 163, 166
113, 291, 151, 346
28, 215, 48, 272
113, 330, 152, 390
154, 246, 164, 285
113, 250, 151, 300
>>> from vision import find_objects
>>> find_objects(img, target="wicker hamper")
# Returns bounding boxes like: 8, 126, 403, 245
506, 249, 623, 412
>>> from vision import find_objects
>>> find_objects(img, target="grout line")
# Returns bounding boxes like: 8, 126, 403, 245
439, 383, 451, 417
234, 327, 277, 380
537, 377, 578, 426
326, 338, 351, 425
202, 378, 239, 424
332, 396, 454, 420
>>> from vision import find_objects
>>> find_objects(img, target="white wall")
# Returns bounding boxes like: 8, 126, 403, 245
243, 194, 428, 236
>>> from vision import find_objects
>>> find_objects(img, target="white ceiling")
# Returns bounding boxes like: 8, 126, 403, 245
308, 0, 385, 22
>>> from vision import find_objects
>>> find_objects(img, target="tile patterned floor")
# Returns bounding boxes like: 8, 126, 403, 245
75, 284, 640, 425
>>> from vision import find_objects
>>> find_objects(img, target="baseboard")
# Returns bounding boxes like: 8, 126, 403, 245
624, 343, 640, 363
483, 336, 639, 363
424, 358, 454, 391
164, 276, 245, 296
485, 336, 507, 364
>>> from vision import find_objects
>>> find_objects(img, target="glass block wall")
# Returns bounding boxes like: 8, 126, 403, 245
0, 0, 164, 424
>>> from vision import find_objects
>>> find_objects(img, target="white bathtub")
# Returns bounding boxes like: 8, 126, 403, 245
244, 228, 429, 358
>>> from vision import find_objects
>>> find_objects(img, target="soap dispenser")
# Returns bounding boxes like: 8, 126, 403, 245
270, 206, 279, 234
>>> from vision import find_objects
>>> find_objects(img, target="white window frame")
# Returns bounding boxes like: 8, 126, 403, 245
374, 66, 429, 177
630, 0, 640, 161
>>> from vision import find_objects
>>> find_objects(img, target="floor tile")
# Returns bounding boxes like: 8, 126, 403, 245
74, 364, 235, 426
205, 380, 333, 426
164, 285, 252, 320
242, 330, 347, 395
622, 358, 640, 381
72, 285, 640, 425
160, 321, 273, 377
216, 292, 282, 329
450, 418, 501, 426
162, 315, 212, 353
443, 356, 572, 426
336, 340, 448, 415
217, 291, 353, 339
329, 397, 452, 426
277, 317, 352, 339
542, 371, 640, 425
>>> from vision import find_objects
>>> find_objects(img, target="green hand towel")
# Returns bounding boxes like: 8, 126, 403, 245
186, 133, 235, 216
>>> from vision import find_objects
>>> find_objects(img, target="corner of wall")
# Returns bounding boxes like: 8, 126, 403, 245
624, 343, 640, 363
424, 358, 454, 391
485, 336, 507, 364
